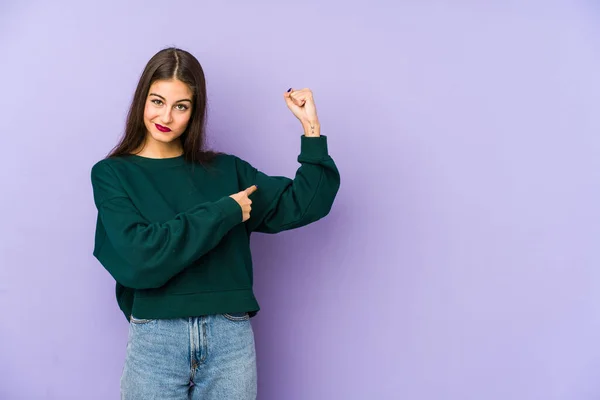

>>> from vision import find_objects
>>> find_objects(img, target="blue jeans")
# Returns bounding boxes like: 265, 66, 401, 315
120, 313, 257, 399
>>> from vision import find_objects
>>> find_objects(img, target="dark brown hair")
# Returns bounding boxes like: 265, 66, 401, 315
107, 47, 218, 164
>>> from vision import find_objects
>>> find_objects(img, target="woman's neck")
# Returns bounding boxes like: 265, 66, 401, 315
133, 138, 183, 159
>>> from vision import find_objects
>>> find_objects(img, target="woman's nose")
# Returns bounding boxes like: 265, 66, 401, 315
160, 108, 173, 124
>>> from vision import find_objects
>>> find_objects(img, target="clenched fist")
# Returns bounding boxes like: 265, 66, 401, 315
229, 185, 258, 222
284, 88, 321, 137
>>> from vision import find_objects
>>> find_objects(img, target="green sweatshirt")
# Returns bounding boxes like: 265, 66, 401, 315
91, 135, 340, 321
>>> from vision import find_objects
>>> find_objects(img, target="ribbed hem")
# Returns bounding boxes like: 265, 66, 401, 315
214, 196, 243, 226
299, 135, 329, 160
131, 289, 260, 319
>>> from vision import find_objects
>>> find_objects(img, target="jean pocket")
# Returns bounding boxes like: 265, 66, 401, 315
223, 312, 250, 322
129, 315, 157, 324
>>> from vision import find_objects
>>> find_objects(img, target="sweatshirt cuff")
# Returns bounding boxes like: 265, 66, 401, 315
299, 135, 329, 160
215, 196, 243, 226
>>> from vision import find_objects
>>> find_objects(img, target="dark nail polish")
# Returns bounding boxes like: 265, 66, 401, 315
287, 88, 292, 92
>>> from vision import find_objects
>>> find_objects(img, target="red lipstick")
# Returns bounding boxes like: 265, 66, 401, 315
155, 124, 171, 133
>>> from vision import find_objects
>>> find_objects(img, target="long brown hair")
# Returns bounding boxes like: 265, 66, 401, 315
107, 47, 218, 164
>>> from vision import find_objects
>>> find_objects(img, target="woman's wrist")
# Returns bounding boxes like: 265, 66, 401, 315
302, 120, 321, 137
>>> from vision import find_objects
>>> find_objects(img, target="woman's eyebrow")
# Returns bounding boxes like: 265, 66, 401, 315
149, 93, 192, 103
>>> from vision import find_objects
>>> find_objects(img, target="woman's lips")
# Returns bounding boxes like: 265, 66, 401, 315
155, 124, 171, 132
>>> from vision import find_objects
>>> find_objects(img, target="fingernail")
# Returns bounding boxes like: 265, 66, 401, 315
287, 88, 292, 92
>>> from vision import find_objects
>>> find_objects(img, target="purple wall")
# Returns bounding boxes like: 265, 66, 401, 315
1, 1, 599, 399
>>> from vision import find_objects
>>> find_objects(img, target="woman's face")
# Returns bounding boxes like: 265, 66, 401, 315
143, 79, 193, 144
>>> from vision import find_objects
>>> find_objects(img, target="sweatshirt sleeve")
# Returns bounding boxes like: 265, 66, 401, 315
91, 160, 242, 289
236, 135, 340, 234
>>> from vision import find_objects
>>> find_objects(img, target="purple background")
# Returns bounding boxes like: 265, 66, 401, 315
1, 1, 599, 399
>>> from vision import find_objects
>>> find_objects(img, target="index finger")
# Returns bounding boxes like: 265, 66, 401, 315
244, 185, 258, 196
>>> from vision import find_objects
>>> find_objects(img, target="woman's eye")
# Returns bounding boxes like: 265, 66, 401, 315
176, 104, 189, 111
151, 99, 163, 106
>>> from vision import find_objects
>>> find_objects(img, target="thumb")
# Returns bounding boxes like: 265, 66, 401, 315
284, 88, 297, 105
244, 185, 258, 196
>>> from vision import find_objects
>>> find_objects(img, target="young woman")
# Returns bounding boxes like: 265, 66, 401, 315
90, 47, 340, 399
